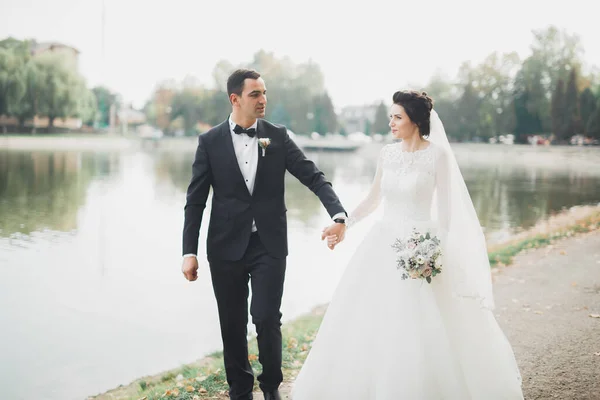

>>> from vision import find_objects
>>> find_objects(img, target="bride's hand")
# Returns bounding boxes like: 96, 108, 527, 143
326, 235, 338, 249
322, 223, 346, 250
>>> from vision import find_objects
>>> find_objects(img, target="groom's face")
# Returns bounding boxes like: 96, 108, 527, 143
237, 77, 267, 120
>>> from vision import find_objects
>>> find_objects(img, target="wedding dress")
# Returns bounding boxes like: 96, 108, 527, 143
292, 112, 524, 399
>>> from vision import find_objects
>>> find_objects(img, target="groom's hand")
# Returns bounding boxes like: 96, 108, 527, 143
182, 256, 199, 281
321, 223, 346, 250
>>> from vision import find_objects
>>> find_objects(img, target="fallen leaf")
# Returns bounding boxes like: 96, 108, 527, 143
185, 385, 195, 392
560, 250, 567, 255
195, 376, 207, 382
534, 311, 544, 315
248, 354, 258, 361
590, 314, 600, 318
571, 282, 578, 287
193, 396, 201, 400
301, 343, 309, 351
171, 389, 180, 396
138, 397, 147, 400
198, 387, 208, 394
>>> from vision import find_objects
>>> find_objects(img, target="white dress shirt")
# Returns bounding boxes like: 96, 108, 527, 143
183, 116, 345, 258
228, 116, 259, 232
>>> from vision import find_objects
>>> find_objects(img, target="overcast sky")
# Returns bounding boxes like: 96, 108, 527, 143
1, 0, 598, 109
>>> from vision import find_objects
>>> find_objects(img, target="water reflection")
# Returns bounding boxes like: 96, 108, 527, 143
2, 145, 599, 240
0, 151, 116, 237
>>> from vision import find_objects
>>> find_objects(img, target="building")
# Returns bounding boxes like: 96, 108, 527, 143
30, 41, 80, 69
339, 104, 378, 134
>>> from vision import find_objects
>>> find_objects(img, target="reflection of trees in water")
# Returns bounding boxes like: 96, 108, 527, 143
0, 151, 115, 236
284, 148, 380, 224
149, 144, 600, 232
465, 165, 600, 232
151, 148, 382, 225
153, 152, 196, 193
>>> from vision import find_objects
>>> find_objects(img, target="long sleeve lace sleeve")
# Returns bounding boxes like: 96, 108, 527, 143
346, 146, 385, 229
434, 146, 451, 235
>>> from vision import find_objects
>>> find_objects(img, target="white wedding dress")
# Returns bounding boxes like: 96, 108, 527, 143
292, 141, 524, 399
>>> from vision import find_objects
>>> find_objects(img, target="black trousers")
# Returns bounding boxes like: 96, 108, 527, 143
209, 232, 286, 400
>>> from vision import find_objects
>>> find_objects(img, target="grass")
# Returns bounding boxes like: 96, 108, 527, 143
90, 308, 326, 400
92, 210, 600, 400
488, 211, 600, 267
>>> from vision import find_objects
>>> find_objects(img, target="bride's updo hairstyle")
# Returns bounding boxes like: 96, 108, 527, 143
392, 90, 434, 138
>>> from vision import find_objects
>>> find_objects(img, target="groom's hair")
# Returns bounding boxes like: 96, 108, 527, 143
392, 90, 434, 137
227, 69, 261, 99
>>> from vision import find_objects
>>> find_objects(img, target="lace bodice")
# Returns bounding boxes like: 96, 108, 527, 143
380, 143, 436, 222
348, 142, 450, 230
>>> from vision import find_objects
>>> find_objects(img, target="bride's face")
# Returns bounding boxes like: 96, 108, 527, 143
389, 104, 419, 140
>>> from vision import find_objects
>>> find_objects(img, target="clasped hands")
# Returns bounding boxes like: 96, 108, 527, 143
321, 222, 347, 250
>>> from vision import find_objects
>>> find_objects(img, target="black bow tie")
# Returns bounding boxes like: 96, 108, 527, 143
233, 124, 256, 137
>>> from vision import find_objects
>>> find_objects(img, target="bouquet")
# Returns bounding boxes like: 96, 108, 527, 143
391, 228, 443, 284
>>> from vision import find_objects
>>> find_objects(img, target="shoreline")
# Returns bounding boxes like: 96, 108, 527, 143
88, 204, 600, 400
0, 134, 199, 152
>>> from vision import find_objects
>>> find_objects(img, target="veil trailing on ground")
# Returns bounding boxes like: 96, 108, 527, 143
429, 109, 495, 310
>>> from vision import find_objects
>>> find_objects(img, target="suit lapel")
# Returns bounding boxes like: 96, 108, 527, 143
220, 120, 252, 198
253, 119, 266, 197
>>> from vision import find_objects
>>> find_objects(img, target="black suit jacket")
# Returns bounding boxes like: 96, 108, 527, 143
182, 119, 346, 261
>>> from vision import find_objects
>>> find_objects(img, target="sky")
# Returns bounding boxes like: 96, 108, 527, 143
1, 0, 598, 110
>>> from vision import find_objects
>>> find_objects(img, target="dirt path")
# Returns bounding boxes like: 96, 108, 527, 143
492, 230, 600, 400
264, 231, 600, 400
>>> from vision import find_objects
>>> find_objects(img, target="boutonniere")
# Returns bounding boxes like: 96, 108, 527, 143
258, 138, 271, 157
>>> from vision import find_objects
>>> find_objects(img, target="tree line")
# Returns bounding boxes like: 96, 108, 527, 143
0, 38, 95, 133
1, 26, 599, 142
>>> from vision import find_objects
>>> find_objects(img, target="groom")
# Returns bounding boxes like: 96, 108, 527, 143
181, 69, 347, 400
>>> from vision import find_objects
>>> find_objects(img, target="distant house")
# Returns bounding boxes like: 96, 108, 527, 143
339, 104, 377, 134
113, 104, 147, 134
30, 41, 80, 69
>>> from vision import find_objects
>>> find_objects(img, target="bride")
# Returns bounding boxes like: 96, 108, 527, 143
292, 91, 524, 399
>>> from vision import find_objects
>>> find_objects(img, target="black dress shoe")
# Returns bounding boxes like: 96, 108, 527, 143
263, 390, 281, 400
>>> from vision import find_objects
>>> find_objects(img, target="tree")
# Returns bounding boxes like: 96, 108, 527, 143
271, 103, 291, 127
146, 81, 177, 133
0, 47, 27, 132
513, 57, 545, 141
13, 60, 38, 131
92, 86, 120, 128
456, 82, 481, 141
372, 101, 389, 135
562, 68, 582, 140
550, 79, 565, 139
585, 104, 600, 140
471, 52, 521, 138
580, 88, 597, 135
520, 26, 584, 133
34, 52, 85, 130
170, 89, 205, 135
586, 100, 600, 140
311, 92, 337, 134
76, 83, 97, 126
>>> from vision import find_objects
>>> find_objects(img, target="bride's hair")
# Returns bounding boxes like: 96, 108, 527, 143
392, 90, 434, 137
